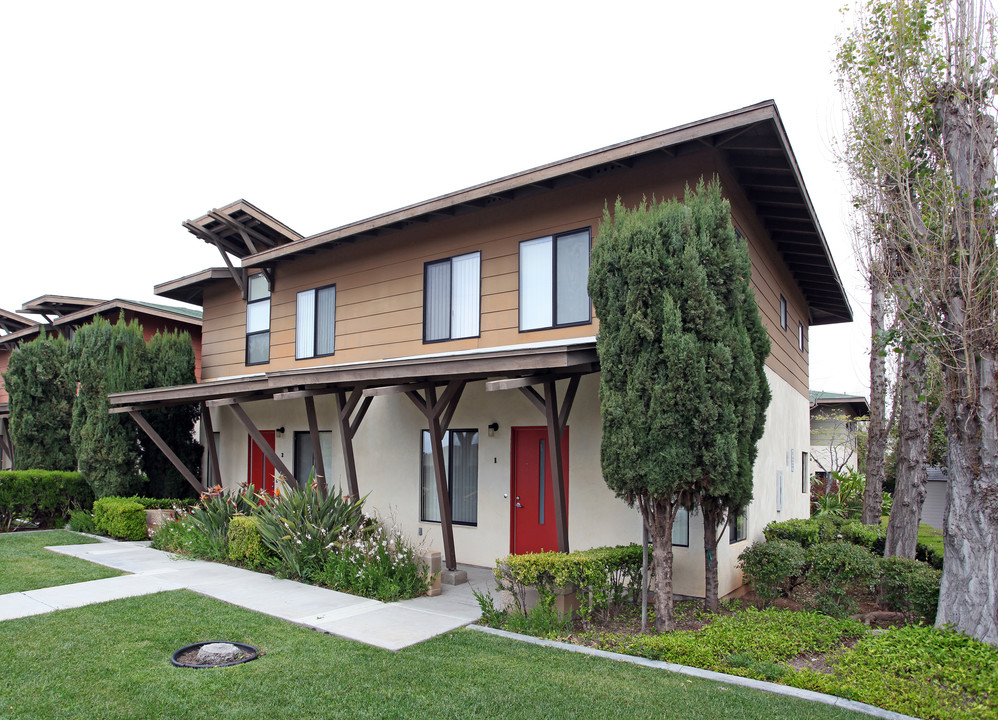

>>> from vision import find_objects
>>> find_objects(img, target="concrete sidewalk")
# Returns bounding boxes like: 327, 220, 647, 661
0, 539, 497, 651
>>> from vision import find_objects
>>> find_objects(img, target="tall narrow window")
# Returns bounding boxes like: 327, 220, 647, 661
519, 228, 591, 331
420, 429, 479, 525
779, 295, 788, 330
729, 510, 747, 543
246, 273, 271, 365
777, 470, 785, 512
673, 506, 690, 547
798, 321, 805, 351
424, 252, 481, 342
293, 431, 334, 486
802, 451, 809, 493
296, 285, 336, 359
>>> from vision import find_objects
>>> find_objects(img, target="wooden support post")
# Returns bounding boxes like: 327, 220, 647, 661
228, 402, 298, 489
304, 395, 327, 496
543, 380, 570, 553
128, 411, 206, 494
403, 380, 466, 572
335, 388, 368, 500
201, 403, 221, 488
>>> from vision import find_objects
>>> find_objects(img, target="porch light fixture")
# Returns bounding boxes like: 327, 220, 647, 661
275, 426, 285, 435
487, 422, 499, 437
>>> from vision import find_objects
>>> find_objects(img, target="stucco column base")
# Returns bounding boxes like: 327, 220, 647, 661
440, 569, 468, 585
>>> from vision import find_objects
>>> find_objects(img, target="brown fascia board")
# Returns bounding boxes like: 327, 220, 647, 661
187, 199, 304, 246
49, 299, 203, 330
154, 268, 231, 305
244, 101, 784, 266
20, 294, 105, 316
0, 308, 37, 333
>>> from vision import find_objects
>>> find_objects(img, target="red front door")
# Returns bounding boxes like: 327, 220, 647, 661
511, 426, 569, 554
247, 431, 277, 495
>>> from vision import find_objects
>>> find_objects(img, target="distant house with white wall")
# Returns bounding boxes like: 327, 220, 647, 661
109, 101, 852, 599
809, 390, 869, 484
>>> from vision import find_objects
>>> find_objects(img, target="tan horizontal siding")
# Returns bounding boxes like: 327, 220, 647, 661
198, 147, 812, 397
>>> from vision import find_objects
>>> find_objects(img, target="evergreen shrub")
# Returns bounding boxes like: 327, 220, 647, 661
92, 497, 147, 540
0, 470, 93, 531
737, 539, 807, 607
877, 556, 941, 623
805, 542, 879, 616
227, 515, 269, 567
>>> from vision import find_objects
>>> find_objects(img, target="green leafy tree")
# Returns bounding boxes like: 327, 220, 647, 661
589, 179, 770, 629
142, 330, 201, 498
2, 329, 76, 471
70, 315, 150, 497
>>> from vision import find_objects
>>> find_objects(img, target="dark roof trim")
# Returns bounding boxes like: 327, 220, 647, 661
0, 309, 36, 335
155, 268, 231, 306
20, 295, 103, 317
234, 101, 850, 326
109, 342, 598, 410
185, 199, 302, 260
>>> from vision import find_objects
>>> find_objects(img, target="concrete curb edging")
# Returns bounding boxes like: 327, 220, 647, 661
467, 625, 922, 720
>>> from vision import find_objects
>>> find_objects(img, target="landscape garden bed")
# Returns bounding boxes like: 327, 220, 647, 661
475, 518, 998, 720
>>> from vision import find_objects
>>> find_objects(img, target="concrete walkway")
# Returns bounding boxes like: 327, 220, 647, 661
0, 539, 498, 651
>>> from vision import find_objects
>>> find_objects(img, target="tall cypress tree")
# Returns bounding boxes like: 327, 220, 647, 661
70, 315, 150, 497
2, 328, 77, 471
142, 330, 201, 498
589, 179, 770, 629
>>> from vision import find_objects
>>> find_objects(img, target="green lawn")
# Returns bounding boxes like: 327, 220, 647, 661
0, 530, 122, 594
0, 590, 869, 720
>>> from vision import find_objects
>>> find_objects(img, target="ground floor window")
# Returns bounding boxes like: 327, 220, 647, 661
420, 429, 478, 526
293, 431, 334, 487
672, 506, 689, 547
729, 510, 747, 544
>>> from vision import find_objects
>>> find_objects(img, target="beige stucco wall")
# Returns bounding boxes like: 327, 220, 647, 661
209, 365, 809, 598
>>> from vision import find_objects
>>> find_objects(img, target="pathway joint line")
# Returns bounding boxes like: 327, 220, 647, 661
467, 625, 922, 720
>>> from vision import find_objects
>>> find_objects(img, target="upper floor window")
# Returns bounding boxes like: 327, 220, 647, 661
296, 285, 336, 359
246, 273, 271, 365
798, 321, 805, 351
519, 228, 591, 331
424, 252, 480, 342
779, 295, 788, 330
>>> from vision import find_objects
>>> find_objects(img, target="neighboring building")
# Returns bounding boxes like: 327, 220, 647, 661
809, 390, 869, 485
921, 467, 948, 531
0, 309, 37, 470
0, 296, 203, 470
110, 101, 852, 598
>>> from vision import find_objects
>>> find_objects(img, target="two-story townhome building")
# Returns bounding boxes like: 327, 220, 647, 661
110, 101, 851, 598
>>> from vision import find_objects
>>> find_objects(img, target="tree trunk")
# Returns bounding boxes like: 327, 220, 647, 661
863, 270, 889, 525
702, 503, 722, 613
885, 347, 929, 557
640, 495, 676, 631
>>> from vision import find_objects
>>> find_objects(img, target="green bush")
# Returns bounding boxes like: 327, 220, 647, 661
313, 518, 428, 603
67, 509, 95, 533
763, 518, 841, 547
737, 539, 807, 607
493, 544, 647, 627
876, 556, 941, 623
92, 497, 147, 540
180, 488, 255, 561
0, 470, 94, 531
227, 515, 270, 567
805, 542, 878, 616
840, 520, 887, 554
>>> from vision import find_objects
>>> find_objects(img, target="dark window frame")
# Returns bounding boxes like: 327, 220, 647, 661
293, 430, 333, 483
419, 428, 479, 527
729, 510, 748, 544
422, 252, 482, 344
798, 321, 805, 351
779, 294, 788, 331
295, 283, 337, 360
673, 506, 690, 548
245, 273, 271, 366
518, 227, 593, 333
802, 451, 809, 493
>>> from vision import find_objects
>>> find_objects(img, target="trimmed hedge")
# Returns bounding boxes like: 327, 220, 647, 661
737, 539, 807, 607
495, 544, 645, 625
877, 556, 941, 623
92, 497, 147, 540
0, 470, 94, 531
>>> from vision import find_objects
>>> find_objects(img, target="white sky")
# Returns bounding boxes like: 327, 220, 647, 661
0, 0, 870, 396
